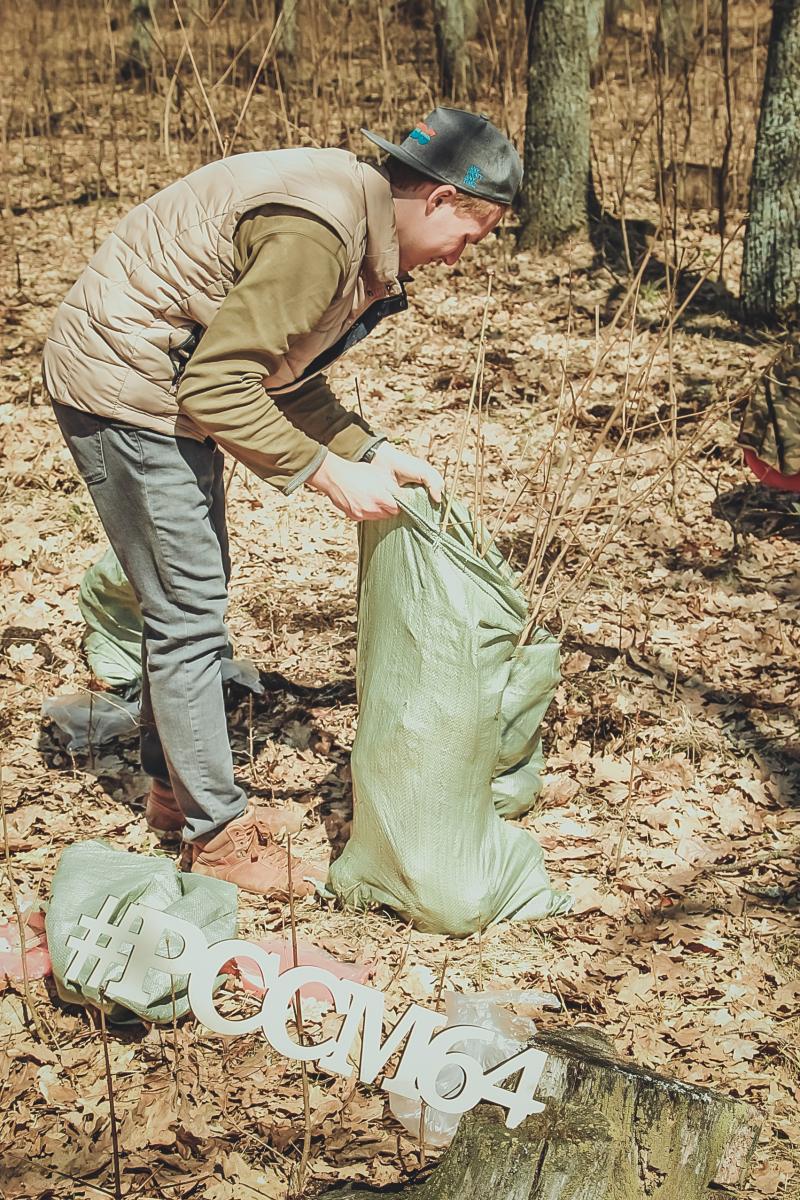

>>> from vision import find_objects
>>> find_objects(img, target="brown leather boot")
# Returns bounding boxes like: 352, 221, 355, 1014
189, 808, 324, 898
145, 778, 184, 836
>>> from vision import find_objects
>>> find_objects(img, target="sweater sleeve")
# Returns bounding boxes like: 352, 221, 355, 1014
176, 210, 378, 494
274, 372, 383, 462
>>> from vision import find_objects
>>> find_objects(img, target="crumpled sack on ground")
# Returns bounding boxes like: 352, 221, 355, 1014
389, 988, 559, 1146
46, 840, 237, 1023
42, 692, 141, 752
41, 664, 264, 753
78, 546, 265, 695
79, 548, 143, 692
45, 549, 264, 751
327, 486, 573, 936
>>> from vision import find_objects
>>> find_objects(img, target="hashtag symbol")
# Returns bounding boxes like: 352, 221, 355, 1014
65, 895, 143, 991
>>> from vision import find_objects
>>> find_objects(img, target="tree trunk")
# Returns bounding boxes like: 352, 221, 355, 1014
119, 0, 155, 83
518, 0, 592, 251
741, 0, 800, 325
277, 0, 299, 62
322, 1027, 761, 1200
587, 0, 605, 68
433, 0, 479, 100
657, 0, 697, 74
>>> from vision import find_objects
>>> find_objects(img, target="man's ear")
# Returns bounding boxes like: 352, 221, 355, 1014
425, 183, 458, 214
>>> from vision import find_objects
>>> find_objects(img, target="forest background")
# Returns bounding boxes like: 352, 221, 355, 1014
0, 2, 798, 1198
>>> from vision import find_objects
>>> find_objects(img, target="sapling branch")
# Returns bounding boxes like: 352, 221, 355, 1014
287, 833, 312, 1198
442, 272, 494, 537
98, 993, 123, 1200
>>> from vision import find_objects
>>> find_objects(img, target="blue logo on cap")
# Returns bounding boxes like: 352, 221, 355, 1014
464, 165, 483, 188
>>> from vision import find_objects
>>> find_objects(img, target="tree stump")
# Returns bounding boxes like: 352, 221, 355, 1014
322, 1028, 761, 1200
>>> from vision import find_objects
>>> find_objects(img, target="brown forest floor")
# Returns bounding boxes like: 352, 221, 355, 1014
1, 5, 800, 1199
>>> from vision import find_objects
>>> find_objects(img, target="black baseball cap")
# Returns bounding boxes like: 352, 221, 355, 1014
362, 106, 522, 206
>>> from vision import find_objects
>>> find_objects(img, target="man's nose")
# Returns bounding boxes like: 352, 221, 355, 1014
443, 247, 463, 266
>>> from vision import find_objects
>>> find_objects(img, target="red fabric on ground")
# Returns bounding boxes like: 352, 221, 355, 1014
0, 910, 51, 986
743, 449, 800, 493
223, 937, 375, 1002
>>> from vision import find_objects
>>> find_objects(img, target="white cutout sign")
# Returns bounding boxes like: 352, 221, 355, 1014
65, 899, 549, 1127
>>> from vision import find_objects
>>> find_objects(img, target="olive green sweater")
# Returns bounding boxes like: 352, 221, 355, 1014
177, 205, 381, 492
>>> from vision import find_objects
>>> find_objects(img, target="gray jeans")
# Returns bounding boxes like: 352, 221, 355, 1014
52, 401, 247, 840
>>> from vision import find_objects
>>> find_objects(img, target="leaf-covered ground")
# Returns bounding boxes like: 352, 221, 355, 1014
1, 5, 799, 1198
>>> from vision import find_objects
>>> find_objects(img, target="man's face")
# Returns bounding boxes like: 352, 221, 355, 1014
395, 186, 504, 274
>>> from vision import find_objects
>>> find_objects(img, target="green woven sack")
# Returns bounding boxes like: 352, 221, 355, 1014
77, 550, 257, 693
78, 548, 142, 691
46, 841, 238, 1024
327, 486, 572, 936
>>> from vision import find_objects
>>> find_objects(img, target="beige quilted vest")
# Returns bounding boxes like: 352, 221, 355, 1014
43, 149, 399, 439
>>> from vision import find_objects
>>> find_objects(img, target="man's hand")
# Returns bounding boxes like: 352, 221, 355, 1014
307, 453, 400, 520
371, 443, 443, 505
307, 445, 443, 522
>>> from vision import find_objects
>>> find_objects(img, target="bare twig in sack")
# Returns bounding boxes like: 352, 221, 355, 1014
523, 406, 721, 638
442, 271, 494, 537
521, 257, 651, 581
519, 365, 579, 594
520, 222, 741, 629
512, 250, 654, 585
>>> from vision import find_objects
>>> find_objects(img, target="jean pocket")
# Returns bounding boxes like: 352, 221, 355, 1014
52, 403, 109, 486
68, 426, 108, 485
